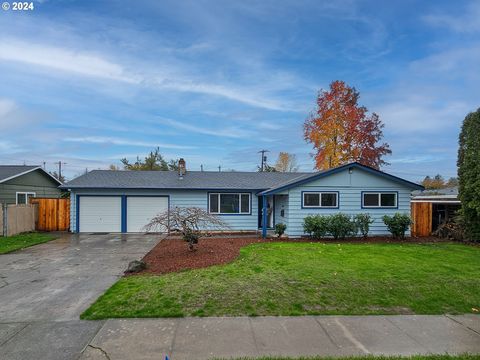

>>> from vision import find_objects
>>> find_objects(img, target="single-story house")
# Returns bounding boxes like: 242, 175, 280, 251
0, 165, 63, 205
60, 160, 423, 237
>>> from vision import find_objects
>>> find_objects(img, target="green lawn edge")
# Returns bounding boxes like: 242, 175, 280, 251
81, 241, 480, 320
0, 232, 56, 254
216, 355, 480, 360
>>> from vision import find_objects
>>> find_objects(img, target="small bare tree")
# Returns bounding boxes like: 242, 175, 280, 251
144, 207, 229, 251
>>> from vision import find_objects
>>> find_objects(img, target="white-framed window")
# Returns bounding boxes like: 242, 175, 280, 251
209, 193, 251, 214
302, 192, 338, 208
362, 192, 397, 208
16, 192, 36, 205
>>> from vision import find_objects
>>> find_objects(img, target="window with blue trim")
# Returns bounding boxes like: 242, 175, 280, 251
362, 192, 397, 208
302, 192, 337, 208
209, 193, 250, 214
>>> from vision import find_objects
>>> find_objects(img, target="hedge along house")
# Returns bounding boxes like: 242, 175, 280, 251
0, 165, 63, 205
60, 161, 423, 238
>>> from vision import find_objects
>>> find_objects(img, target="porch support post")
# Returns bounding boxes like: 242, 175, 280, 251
262, 195, 267, 239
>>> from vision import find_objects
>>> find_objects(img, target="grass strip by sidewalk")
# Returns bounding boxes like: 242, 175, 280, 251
218, 355, 480, 360
0, 232, 56, 254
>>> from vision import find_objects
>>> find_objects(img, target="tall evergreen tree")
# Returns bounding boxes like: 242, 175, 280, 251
457, 108, 480, 241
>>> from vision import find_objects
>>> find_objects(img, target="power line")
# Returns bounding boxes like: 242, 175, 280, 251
54, 161, 67, 179
258, 149, 269, 172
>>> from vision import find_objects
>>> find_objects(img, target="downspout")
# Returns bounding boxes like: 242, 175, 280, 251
262, 195, 267, 239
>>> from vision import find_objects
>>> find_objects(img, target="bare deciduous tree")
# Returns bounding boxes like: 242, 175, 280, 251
144, 207, 229, 251
275, 152, 298, 172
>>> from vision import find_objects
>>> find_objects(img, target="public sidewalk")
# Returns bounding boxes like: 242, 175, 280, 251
79, 315, 480, 360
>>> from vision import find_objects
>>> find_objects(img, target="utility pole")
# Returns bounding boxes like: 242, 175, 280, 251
218, 165, 221, 172
258, 149, 269, 172
54, 161, 67, 180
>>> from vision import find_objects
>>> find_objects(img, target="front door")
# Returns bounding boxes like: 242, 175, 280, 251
258, 195, 274, 229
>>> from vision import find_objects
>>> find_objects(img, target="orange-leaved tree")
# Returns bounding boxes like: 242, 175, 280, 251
304, 80, 391, 170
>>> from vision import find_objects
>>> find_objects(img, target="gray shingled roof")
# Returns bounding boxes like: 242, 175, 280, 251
60, 170, 313, 190
0, 165, 40, 183
412, 186, 458, 197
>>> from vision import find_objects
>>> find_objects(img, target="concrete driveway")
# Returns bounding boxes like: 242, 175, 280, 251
0, 233, 162, 359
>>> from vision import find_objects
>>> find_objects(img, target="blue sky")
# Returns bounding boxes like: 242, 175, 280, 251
0, 0, 478, 181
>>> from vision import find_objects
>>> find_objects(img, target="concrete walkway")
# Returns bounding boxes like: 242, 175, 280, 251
78, 315, 480, 360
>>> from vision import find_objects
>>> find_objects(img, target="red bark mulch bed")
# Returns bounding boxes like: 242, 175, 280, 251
139, 237, 271, 275
136, 235, 445, 275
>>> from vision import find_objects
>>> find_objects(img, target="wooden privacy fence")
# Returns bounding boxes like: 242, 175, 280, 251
30, 198, 70, 232
0, 204, 36, 236
411, 202, 432, 237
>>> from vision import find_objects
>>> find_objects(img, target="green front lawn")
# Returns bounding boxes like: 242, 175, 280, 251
81, 242, 480, 319
221, 356, 480, 360
0, 232, 56, 254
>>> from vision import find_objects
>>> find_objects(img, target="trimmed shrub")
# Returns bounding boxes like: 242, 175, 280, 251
354, 213, 374, 238
274, 223, 287, 238
327, 213, 356, 239
382, 213, 411, 239
303, 215, 329, 239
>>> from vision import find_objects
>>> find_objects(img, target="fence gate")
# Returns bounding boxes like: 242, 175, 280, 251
30, 198, 70, 231
411, 202, 432, 237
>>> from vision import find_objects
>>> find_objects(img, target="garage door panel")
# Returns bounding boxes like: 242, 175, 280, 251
127, 197, 168, 233
79, 196, 121, 232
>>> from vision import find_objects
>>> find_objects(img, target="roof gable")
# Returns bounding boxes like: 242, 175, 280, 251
260, 162, 423, 194
0, 166, 62, 185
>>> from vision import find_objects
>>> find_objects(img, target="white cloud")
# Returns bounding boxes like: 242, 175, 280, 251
155, 117, 255, 139
0, 39, 139, 83
0, 140, 21, 153
63, 136, 195, 150
377, 101, 468, 132
255, 121, 283, 130
155, 81, 294, 112
423, 1, 480, 33
0, 38, 300, 111
0, 98, 50, 132
409, 45, 480, 78
0, 98, 16, 117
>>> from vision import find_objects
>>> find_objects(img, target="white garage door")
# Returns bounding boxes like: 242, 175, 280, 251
127, 196, 168, 233
79, 196, 122, 232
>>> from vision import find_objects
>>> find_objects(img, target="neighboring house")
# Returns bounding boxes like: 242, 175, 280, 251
411, 187, 460, 235
61, 160, 423, 237
0, 165, 63, 205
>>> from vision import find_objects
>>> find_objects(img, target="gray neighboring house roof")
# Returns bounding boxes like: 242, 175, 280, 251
412, 186, 459, 203
60, 170, 312, 191
412, 186, 458, 197
0, 165, 62, 185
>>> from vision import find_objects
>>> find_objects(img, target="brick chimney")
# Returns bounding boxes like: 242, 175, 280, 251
178, 158, 186, 179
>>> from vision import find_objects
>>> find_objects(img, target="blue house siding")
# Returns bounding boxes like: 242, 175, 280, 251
70, 189, 259, 233
284, 167, 413, 237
